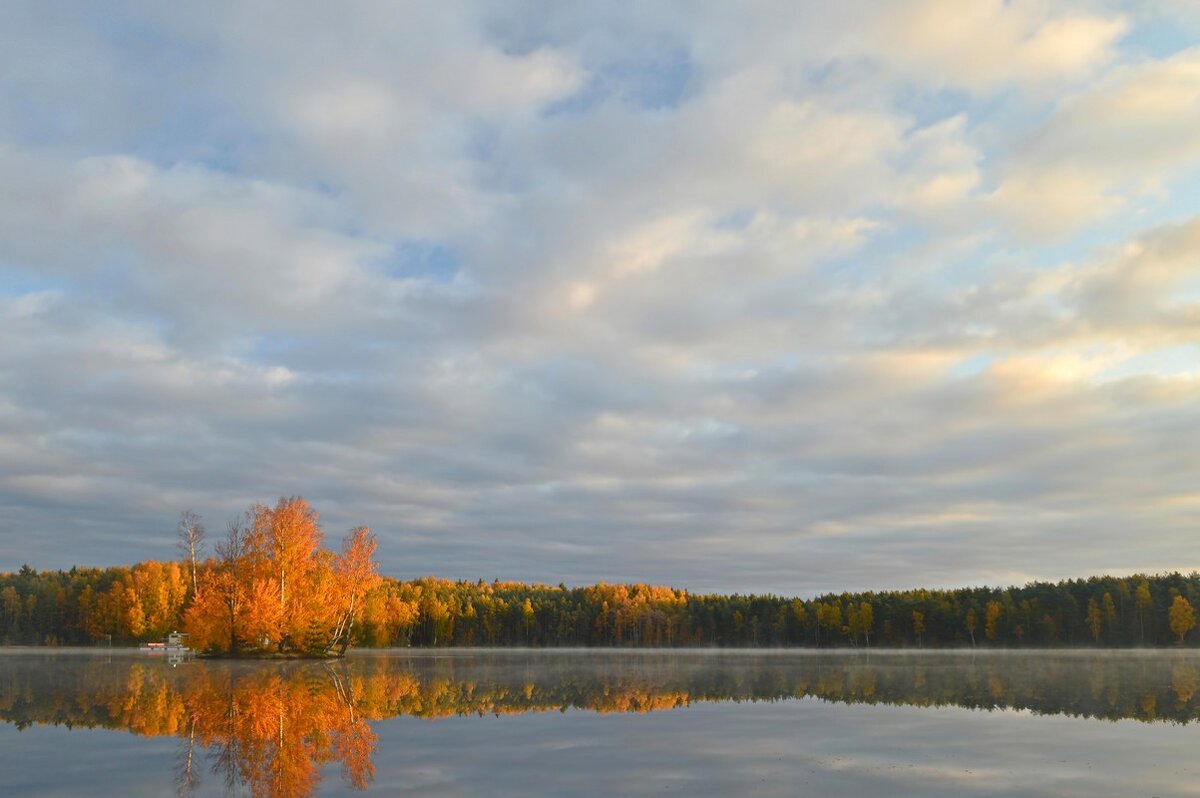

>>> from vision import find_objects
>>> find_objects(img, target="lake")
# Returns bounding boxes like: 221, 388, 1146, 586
2, 648, 1199, 796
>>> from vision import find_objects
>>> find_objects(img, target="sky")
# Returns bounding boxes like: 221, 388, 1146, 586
2, 1, 1200, 596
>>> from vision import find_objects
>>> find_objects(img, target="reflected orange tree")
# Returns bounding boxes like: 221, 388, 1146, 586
178, 666, 375, 797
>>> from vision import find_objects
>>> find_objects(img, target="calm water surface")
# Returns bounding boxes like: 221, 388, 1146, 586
2, 648, 1199, 796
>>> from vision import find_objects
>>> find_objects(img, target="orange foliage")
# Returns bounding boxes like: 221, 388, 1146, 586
184, 498, 379, 656
183, 668, 376, 798
249, 497, 329, 647
72, 561, 190, 643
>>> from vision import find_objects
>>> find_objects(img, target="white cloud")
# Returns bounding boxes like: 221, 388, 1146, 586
866, 0, 1128, 88
993, 47, 1200, 236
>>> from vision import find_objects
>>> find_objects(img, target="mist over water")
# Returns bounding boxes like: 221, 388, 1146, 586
3, 649, 1200, 796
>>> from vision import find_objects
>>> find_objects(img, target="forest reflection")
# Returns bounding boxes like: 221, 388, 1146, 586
4, 650, 1200, 797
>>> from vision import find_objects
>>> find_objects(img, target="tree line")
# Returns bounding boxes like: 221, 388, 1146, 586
1, 503, 1199, 649
304, 571, 1200, 648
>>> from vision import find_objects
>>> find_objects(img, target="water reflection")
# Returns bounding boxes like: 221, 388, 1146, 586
3, 649, 1200, 796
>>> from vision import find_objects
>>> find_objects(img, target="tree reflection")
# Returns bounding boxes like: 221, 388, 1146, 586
6, 651, 1200, 796
175, 666, 376, 797
173, 713, 201, 796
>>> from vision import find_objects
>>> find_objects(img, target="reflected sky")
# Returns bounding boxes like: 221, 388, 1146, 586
3, 650, 1200, 797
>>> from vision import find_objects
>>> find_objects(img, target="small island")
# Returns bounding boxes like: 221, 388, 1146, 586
180, 497, 379, 658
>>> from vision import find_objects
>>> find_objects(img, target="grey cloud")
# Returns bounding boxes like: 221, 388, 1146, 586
2, 2, 1199, 596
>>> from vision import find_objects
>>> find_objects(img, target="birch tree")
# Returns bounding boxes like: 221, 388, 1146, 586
177, 510, 206, 596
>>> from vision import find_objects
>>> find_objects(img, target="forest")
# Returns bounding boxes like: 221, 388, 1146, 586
1, 499, 1199, 650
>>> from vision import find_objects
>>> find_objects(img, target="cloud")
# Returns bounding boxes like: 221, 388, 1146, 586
865, 0, 1128, 89
993, 47, 1200, 236
1, 1, 1199, 594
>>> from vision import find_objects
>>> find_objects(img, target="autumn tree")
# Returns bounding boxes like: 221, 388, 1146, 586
250, 497, 327, 650
177, 510, 206, 596
325, 527, 381, 656
1169, 596, 1196, 645
1136, 580, 1154, 644
844, 602, 860, 646
1102, 592, 1117, 642
791, 599, 808, 631
815, 602, 841, 647
521, 598, 536, 644
183, 498, 380, 656
185, 519, 250, 654
984, 600, 1003, 642
845, 601, 873, 647
1086, 598, 1103, 644
912, 610, 925, 647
